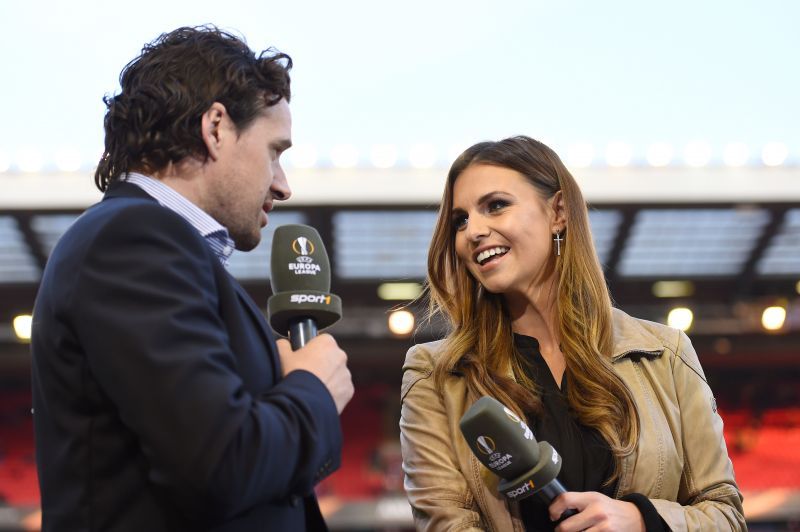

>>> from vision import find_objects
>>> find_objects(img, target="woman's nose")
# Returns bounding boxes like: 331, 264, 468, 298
465, 215, 490, 241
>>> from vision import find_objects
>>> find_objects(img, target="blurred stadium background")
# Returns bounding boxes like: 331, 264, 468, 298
1, 1, 798, 530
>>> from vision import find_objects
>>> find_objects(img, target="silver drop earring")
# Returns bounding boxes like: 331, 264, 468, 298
553, 231, 564, 256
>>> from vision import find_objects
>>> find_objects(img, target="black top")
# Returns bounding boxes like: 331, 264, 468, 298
514, 334, 616, 531
513, 334, 668, 532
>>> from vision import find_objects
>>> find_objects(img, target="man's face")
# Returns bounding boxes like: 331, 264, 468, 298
205, 99, 292, 251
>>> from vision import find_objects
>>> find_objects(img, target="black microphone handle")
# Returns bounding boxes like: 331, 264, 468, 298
536, 476, 567, 504
536, 478, 578, 523
556, 508, 579, 524
289, 318, 318, 350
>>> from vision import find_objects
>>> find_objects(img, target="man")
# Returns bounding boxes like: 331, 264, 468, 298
31, 26, 354, 531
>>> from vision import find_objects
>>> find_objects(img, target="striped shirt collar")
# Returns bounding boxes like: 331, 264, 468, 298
123, 172, 235, 267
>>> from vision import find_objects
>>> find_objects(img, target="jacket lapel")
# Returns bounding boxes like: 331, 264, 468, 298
105, 181, 282, 378
230, 278, 281, 377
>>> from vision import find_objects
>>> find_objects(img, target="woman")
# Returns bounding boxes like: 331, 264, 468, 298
400, 136, 745, 531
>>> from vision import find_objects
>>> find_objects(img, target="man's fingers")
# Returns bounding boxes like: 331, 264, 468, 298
276, 338, 292, 355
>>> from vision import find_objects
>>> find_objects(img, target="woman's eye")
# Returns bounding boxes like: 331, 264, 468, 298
488, 200, 508, 212
453, 214, 468, 231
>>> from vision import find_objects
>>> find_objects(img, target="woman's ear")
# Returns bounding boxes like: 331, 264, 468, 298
551, 190, 567, 232
200, 102, 228, 162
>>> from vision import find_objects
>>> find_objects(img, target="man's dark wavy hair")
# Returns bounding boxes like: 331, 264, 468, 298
95, 25, 292, 191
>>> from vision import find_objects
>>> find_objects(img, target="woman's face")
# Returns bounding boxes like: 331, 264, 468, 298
452, 163, 560, 298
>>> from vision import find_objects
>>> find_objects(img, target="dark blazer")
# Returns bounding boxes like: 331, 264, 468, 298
31, 182, 341, 531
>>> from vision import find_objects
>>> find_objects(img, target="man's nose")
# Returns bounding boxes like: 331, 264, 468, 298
271, 165, 291, 201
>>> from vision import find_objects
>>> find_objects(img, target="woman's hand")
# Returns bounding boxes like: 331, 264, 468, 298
548, 491, 645, 532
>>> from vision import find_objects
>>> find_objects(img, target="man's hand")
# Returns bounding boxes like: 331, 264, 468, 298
549, 491, 645, 532
277, 334, 354, 414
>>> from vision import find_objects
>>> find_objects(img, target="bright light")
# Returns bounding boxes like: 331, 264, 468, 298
370, 144, 398, 168
761, 142, 788, 167
17, 148, 43, 172
378, 282, 423, 300
565, 143, 594, 168
646, 143, 673, 167
796, 280, 800, 295
566, 143, 594, 168
13, 314, 33, 341
330, 144, 359, 168
408, 144, 437, 168
652, 281, 694, 298
54, 148, 82, 172
288, 145, 318, 168
761, 306, 786, 331
683, 141, 711, 167
388, 310, 415, 336
605, 142, 632, 167
0, 151, 9, 172
667, 307, 693, 331
722, 142, 750, 167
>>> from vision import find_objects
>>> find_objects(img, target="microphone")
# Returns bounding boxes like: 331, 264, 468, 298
267, 224, 342, 350
459, 396, 577, 520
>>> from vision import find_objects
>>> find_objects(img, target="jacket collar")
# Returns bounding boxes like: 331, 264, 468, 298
494, 308, 665, 383
504, 308, 665, 367
610, 308, 665, 360
102, 180, 157, 202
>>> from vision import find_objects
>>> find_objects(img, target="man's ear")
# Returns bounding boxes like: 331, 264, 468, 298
551, 190, 567, 232
201, 102, 228, 162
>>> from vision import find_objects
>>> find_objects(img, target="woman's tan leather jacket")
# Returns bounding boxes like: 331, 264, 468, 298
400, 308, 746, 531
